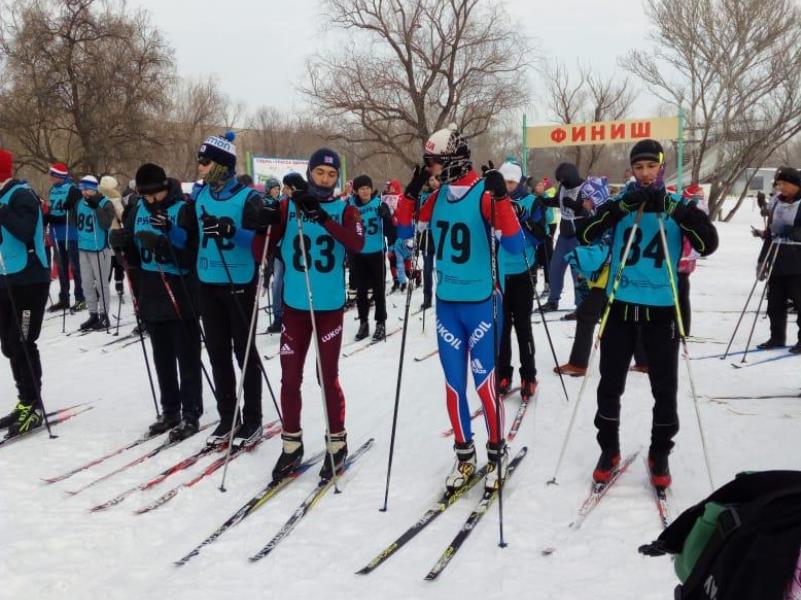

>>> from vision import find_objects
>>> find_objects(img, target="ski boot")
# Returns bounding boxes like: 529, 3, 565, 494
70, 300, 87, 313
521, 377, 538, 399
79, 313, 99, 331
272, 430, 304, 481
168, 418, 200, 443
319, 431, 348, 481
445, 440, 477, 492
6, 403, 42, 437
233, 419, 263, 449
148, 413, 181, 437
0, 401, 23, 429
553, 363, 587, 377
390, 279, 400, 293
485, 441, 509, 492
206, 417, 241, 447
593, 448, 621, 483
648, 448, 672, 489
757, 338, 785, 349
372, 321, 386, 342
399, 282, 407, 293
541, 301, 558, 312
48, 300, 70, 313
355, 320, 370, 341
497, 375, 512, 396
266, 319, 282, 334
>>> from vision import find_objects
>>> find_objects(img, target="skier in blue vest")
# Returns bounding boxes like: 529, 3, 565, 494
0, 148, 51, 437
45, 162, 86, 312
395, 126, 525, 492
193, 132, 277, 449
578, 139, 718, 488
348, 174, 394, 341
110, 163, 204, 442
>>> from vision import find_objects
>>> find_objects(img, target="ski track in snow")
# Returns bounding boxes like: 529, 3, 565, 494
2, 206, 800, 600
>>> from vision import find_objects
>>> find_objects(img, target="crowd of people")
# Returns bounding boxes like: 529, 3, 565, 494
21, 123, 799, 494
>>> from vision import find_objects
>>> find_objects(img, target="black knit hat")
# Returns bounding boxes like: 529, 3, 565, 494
134, 163, 169, 194
630, 139, 665, 165
197, 132, 237, 170
775, 166, 801, 188
308, 147, 341, 173
353, 174, 373, 191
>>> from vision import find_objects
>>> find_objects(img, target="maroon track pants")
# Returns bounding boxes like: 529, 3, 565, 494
279, 305, 346, 434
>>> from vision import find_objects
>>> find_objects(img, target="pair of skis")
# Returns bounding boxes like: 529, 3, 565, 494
357, 446, 528, 580
1, 403, 94, 449
342, 327, 402, 358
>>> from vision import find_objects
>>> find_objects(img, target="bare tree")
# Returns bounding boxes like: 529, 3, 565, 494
0, 0, 174, 176
302, 0, 533, 166
543, 61, 637, 174
621, 0, 801, 220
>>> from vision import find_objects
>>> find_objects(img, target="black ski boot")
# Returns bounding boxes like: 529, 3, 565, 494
148, 413, 181, 437
88, 314, 110, 331
648, 448, 672, 489
6, 403, 42, 437
272, 430, 304, 481
206, 417, 241, 447
0, 401, 23, 429
168, 417, 200, 443
319, 431, 348, 481
79, 313, 99, 331
48, 300, 70, 313
266, 319, 282, 334
355, 320, 369, 341
757, 338, 785, 349
233, 419, 263, 449
372, 321, 386, 342
592, 448, 621, 483
70, 300, 87, 313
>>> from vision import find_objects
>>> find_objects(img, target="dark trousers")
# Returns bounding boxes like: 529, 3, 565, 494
423, 253, 434, 304
569, 286, 607, 368
54, 240, 84, 303
596, 308, 680, 453
199, 282, 262, 426
678, 273, 691, 336
147, 318, 203, 420
536, 225, 556, 284
111, 255, 125, 293
279, 306, 346, 434
352, 251, 387, 323
498, 271, 536, 380
767, 273, 801, 344
0, 283, 48, 406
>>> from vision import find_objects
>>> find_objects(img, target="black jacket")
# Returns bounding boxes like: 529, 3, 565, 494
759, 191, 801, 276
0, 179, 50, 288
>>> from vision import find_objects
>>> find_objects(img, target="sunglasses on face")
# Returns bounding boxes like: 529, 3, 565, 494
197, 157, 212, 166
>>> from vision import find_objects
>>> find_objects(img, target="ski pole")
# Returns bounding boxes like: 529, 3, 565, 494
721, 238, 778, 359
548, 204, 646, 486
48, 221, 67, 333
294, 209, 341, 493
421, 231, 429, 333
0, 248, 55, 438
91, 215, 110, 333
740, 239, 781, 363
219, 225, 273, 492
656, 214, 714, 491
113, 257, 123, 336
380, 219, 422, 512
489, 189, 507, 548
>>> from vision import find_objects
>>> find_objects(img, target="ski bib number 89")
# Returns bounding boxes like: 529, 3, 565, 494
77, 213, 94, 233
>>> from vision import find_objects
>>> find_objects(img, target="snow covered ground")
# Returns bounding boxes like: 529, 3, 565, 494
2, 200, 799, 600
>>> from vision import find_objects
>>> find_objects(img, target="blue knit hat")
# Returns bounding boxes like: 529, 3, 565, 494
308, 148, 341, 173
198, 131, 237, 170
78, 175, 98, 191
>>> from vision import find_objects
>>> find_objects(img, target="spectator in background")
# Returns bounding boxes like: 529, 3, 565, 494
99, 175, 125, 303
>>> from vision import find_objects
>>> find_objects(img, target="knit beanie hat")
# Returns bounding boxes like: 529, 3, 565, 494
198, 131, 237, 170
308, 147, 341, 174
499, 162, 523, 183
629, 139, 665, 165
134, 163, 169, 194
775, 166, 801, 188
49, 162, 69, 179
78, 175, 99, 192
353, 174, 373, 191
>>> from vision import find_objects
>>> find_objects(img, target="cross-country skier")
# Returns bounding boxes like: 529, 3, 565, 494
496, 160, 546, 399
0, 149, 50, 436
75, 175, 115, 331
109, 163, 203, 441
578, 139, 718, 488
395, 125, 525, 492
193, 132, 275, 448
348, 174, 393, 341
45, 162, 86, 312
268, 148, 365, 482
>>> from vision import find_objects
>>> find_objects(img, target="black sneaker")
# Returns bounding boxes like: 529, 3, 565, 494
562, 311, 578, 321
6, 403, 42, 437
272, 431, 304, 481
319, 431, 348, 481
148, 413, 181, 437
757, 338, 786, 349
48, 300, 70, 313
0, 401, 23, 429
232, 420, 263, 449
168, 418, 200, 443
206, 418, 241, 447
88, 315, 110, 331
541, 301, 559, 312
372, 321, 386, 342
79, 313, 99, 331
266, 320, 282, 334
355, 321, 369, 341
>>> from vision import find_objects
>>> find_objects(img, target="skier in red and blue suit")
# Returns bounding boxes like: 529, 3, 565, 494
395, 126, 525, 493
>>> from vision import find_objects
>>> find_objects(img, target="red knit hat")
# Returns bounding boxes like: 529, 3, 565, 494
49, 162, 69, 178
0, 149, 12, 182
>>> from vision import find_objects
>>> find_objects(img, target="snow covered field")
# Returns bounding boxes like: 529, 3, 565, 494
1, 201, 798, 600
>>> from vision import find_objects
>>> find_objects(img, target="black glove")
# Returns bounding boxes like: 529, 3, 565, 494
638, 540, 670, 557
200, 210, 236, 239
109, 228, 133, 250
377, 203, 391, 220
0, 204, 9, 226
480, 160, 496, 175
523, 220, 547, 241
283, 172, 307, 193
404, 164, 428, 201
483, 169, 507, 199
293, 191, 328, 224
136, 230, 167, 253
149, 209, 171, 232
84, 196, 100, 209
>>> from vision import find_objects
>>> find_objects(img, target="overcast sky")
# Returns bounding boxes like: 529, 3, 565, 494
129, 0, 659, 123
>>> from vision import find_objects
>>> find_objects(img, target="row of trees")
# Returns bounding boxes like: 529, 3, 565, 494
2, 0, 801, 220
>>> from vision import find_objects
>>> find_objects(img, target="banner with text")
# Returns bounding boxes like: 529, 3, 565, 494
526, 116, 680, 149
251, 156, 309, 186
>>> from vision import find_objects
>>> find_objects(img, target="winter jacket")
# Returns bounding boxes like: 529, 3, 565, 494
759, 191, 801, 277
